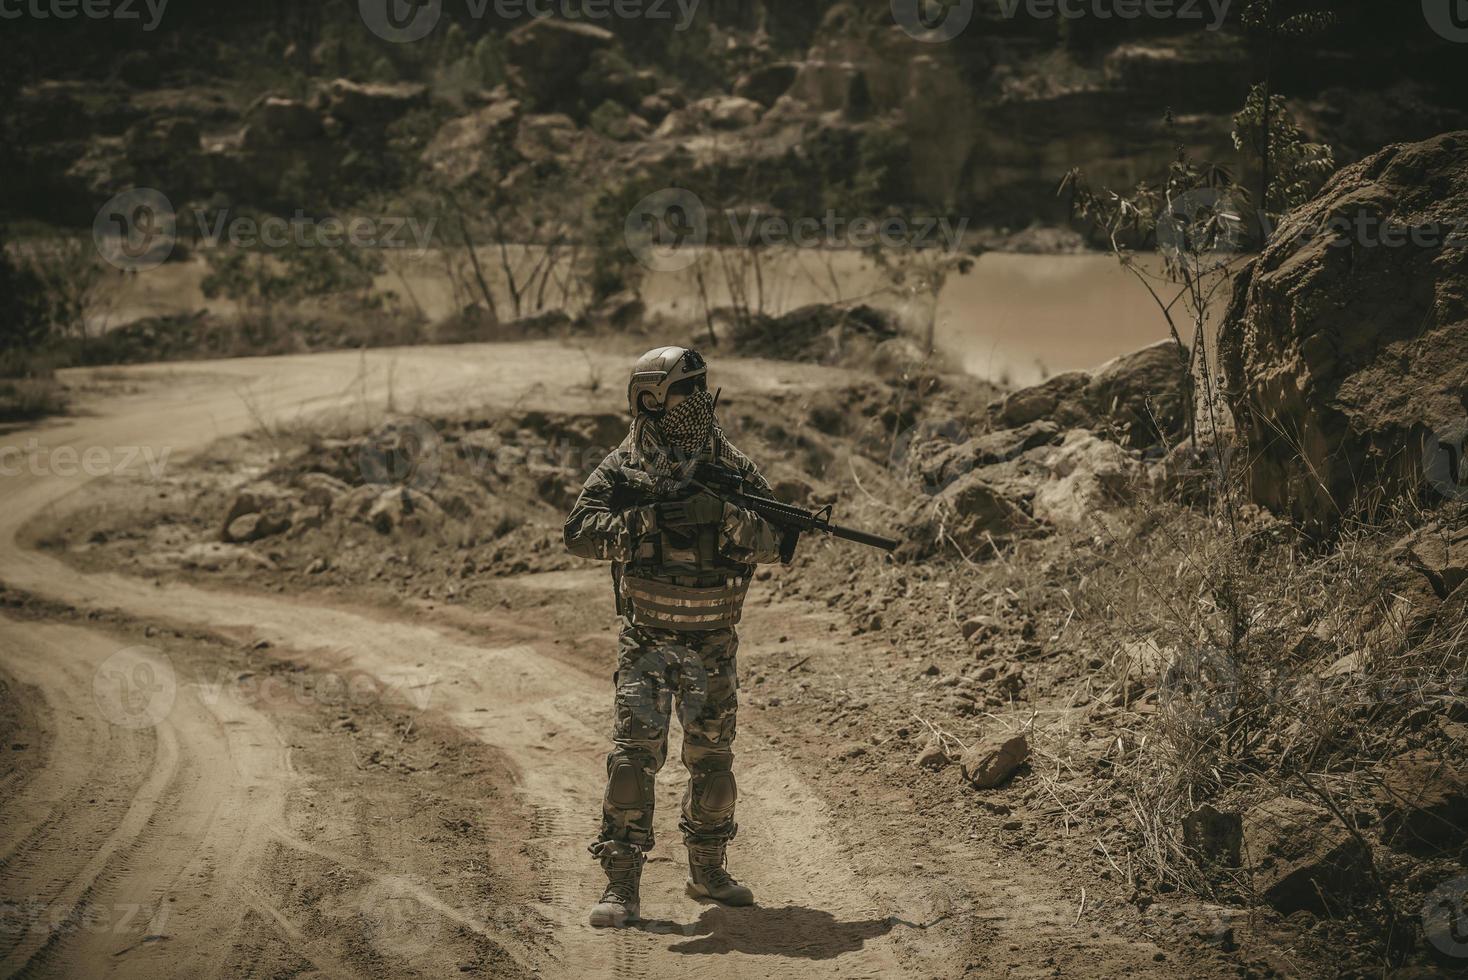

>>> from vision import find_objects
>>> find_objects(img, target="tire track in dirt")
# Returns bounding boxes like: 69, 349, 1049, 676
0, 622, 295, 979
1, 345, 932, 978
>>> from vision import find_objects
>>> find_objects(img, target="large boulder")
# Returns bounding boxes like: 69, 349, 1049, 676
1220, 131, 1468, 532
1374, 752, 1468, 853
324, 80, 427, 129
1031, 430, 1144, 527
1084, 340, 1190, 449
996, 371, 1093, 429
898, 471, 1037, 562
504, 19, 616, 115
421, 96, 520, 186
1243, 797, 1369, 915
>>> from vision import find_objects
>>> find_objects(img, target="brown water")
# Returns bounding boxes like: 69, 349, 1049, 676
99, 247, 1180, 386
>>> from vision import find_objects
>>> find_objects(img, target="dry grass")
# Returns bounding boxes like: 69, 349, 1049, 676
1070, 484, 1466, 913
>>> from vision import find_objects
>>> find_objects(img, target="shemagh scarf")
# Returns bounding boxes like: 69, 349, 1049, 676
633, 387, 719, 484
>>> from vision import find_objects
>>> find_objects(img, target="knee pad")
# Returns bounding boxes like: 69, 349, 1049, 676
699, 771, 736, 818
606, 759, 650, 810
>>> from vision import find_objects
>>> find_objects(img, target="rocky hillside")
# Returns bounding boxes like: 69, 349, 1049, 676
5, 1, 1466, 236
1222, 130, 1468, 531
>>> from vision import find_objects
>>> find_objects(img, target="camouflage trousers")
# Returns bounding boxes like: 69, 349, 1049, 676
597, 618, 739, 852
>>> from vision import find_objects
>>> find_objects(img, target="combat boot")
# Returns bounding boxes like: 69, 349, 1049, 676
588, 841, 644, 928
685, 841, 754, 906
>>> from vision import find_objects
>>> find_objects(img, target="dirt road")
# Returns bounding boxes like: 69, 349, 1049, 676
0, 342, 1198, 979
0, 344, 964, 978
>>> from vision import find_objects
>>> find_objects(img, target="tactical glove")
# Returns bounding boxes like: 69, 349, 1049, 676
656, 492, 725, 528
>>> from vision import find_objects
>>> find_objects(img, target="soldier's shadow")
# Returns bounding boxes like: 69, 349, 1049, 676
635, 905, 942, 960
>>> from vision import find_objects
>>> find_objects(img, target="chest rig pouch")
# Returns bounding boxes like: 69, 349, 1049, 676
619, 573, 750, 631
611, 446, 751, 631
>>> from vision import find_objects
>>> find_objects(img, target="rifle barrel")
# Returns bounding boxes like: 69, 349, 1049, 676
829, 524, 900, 552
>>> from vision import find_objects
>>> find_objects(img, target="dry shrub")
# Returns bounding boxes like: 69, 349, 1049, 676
1077, 491, 1467, 895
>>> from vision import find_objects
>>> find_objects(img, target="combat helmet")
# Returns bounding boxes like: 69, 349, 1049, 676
627, 347, 707, 415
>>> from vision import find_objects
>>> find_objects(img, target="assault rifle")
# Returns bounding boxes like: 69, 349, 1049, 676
690, 459, 901, 559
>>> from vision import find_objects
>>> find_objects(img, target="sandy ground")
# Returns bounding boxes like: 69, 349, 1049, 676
0, 342, 1223, 978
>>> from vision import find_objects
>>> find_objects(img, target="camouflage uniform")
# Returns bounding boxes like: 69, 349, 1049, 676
565, 422, 784, 852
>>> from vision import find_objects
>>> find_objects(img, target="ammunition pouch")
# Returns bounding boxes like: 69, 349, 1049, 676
619, 574, 749, 632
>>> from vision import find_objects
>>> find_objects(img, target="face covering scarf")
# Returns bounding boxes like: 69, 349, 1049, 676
658, 387, 717, 457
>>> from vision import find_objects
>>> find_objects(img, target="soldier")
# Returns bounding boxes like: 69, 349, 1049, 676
564, 347, 794, 929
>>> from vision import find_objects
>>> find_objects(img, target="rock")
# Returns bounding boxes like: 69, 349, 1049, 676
1031, 430, 1144, 527
421, 96, 519, 186
654, 95, 763, 138
921, 420, 1063, 491
504, 19, 615, 114
1243, 797, 1369, 914
221, 486, 292, 542
899, 471, 1037, 561
960, 733, 1029, 789
174, 542, 276, 573
1084, 340, 1190, 449
637, 93, 674, 125
914, 735, 950, 770
733, 63, 799, 107
297, 472, 351, 508
366, 487, 444, 535
997, 371, 1093, 428
960, 617, 993, 641
836, 741, 868, 760
1374, 752, 1468, 852
1396, 524, 1468, 599
1220, 131, 1468, 532
253, 97, 323, 141
324, 79, 427, 128
1182, 804, 1243, 867
513, 113, 579, 164
993, 664, 1025, 699
225, 511, 292, 544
